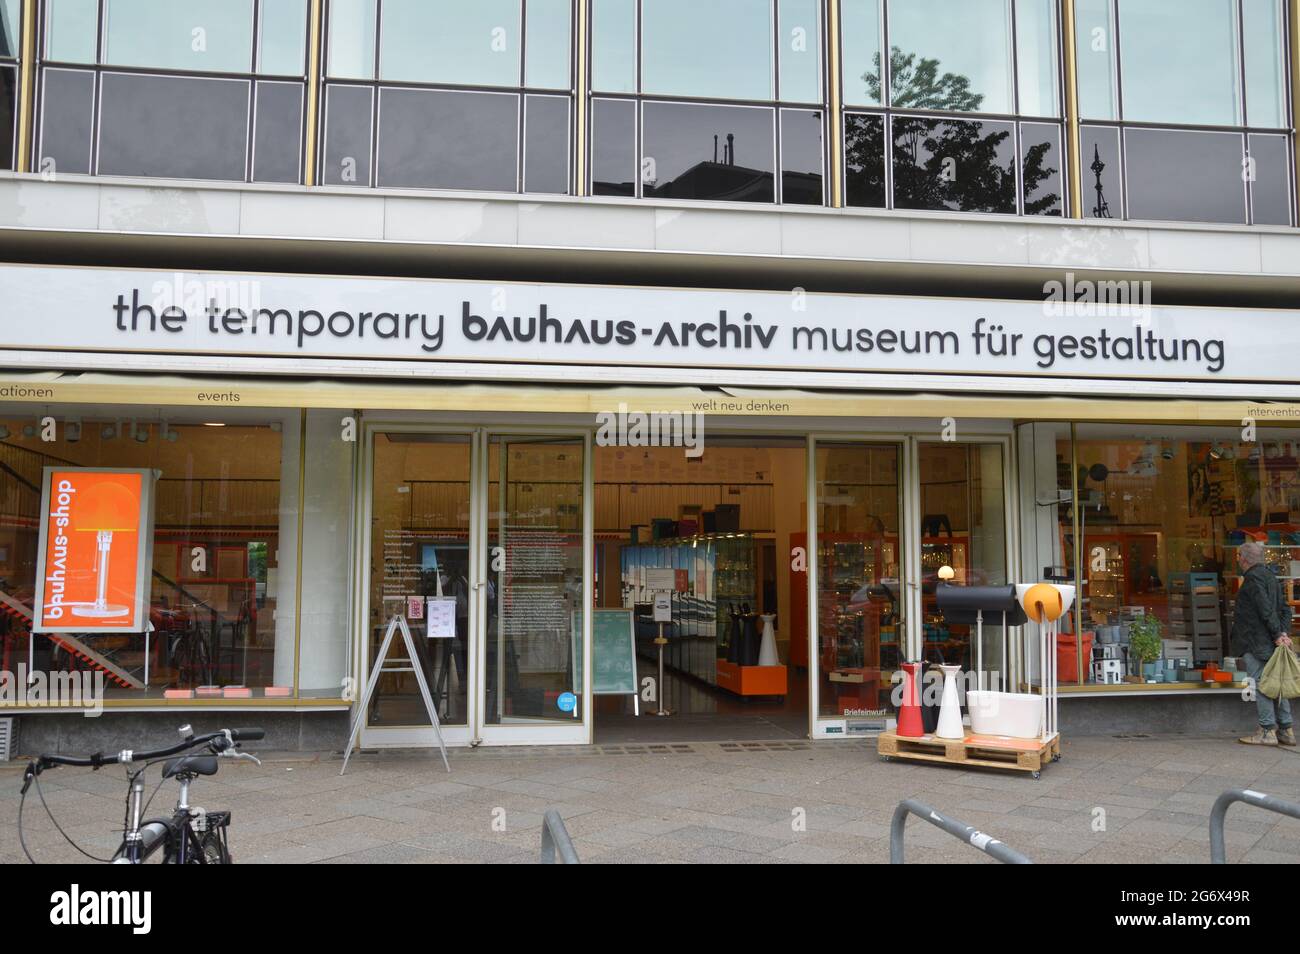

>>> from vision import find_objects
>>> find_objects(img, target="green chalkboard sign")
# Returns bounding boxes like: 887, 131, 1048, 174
572, 608, 638, 697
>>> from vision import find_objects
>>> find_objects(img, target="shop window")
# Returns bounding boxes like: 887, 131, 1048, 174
891, 116, 1017, 214
1020, 423, 1300, 691
1123, 127, 1246, 225
0, 415, 290, 700
375, 87, 519, 191
641, 101, 775, 203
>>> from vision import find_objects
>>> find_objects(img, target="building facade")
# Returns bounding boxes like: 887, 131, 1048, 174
1, 0, 1299, 751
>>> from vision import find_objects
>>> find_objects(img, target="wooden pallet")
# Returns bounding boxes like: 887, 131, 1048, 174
877, 731, 1060, 778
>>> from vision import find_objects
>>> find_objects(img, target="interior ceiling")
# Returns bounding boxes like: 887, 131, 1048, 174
1, 226, 1296, 308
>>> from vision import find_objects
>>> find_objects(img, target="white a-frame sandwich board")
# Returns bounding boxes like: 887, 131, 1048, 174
340, 615, 450, 775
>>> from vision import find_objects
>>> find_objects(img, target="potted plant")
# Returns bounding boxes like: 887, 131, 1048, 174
1127, 614, 1163, 682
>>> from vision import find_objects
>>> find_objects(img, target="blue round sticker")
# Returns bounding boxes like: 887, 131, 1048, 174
557, 692, 577, 712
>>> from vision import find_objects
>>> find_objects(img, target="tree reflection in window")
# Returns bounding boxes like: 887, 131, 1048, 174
845, 47, 1061, 215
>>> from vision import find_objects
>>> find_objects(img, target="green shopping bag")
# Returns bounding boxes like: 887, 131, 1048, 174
1259, 645, 1300, 699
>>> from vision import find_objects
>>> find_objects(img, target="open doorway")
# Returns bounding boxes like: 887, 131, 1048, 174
592, 436, 809, 743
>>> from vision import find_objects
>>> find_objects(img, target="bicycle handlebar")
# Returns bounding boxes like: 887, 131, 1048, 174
22, 727, 264, 793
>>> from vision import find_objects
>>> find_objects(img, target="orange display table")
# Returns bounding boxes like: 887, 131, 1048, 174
715, 660, 787, 697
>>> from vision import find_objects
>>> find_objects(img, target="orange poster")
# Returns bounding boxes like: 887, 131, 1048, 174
33, 468, 154, 633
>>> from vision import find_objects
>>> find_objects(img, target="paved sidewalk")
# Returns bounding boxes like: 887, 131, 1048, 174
3, 734, 1299, 864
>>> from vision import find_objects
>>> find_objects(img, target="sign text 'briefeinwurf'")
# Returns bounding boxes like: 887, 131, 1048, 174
0, 266, 1263, 381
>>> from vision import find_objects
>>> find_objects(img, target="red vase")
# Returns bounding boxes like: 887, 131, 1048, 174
897, 661, 925, 738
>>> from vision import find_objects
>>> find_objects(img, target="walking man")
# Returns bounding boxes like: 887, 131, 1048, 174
1231, 540, 1295, 746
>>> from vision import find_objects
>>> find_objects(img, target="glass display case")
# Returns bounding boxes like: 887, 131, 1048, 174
620, 533, 757, 686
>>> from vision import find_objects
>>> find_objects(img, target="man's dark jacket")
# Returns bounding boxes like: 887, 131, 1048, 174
1231, 562, 1292, 660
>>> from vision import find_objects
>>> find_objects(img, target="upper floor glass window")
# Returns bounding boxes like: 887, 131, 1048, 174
590, 0, 824, 204
36, 0, 309, 182
1076, 0, 1293, 226
320, 0, 575, 194
0, 0, 18, 172
840, 0, 1064, 216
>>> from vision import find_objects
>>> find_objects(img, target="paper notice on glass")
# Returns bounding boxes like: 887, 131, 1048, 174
426, 597, 457, 639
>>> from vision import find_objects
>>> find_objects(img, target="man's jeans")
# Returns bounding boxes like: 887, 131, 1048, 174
1244, 652, 1293, 730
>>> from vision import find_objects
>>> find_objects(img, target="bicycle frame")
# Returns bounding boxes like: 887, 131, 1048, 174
113, 769, 230, 864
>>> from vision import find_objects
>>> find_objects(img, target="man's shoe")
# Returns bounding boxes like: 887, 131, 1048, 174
1277, 726, 1296, 746
1239, 727, 1278, 746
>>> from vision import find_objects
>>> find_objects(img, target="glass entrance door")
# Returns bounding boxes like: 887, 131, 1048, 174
478, 433, 592, 744
360, 430, 476, 748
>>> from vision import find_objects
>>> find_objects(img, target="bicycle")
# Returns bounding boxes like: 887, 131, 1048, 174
19, 725, 264, 864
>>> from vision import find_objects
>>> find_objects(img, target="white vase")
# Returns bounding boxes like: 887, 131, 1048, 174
936, 664, 965, 739
758, 614, 780, 666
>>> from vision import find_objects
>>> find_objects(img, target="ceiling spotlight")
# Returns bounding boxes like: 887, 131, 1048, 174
134, 428, 149, 443
102, 424, 117, 439
0, 425, 9, 440
22, 424, 36, 438
166, 429, 180, 443
65, 423, 81, 443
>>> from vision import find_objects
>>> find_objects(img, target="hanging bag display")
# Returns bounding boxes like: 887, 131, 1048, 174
1258, 645, 1300, 699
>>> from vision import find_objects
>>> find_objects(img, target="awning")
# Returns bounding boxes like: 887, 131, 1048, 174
3, 371, 1300, 423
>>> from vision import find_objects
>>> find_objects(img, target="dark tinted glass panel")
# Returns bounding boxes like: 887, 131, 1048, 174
1124, 127, 1245, 224
642, 101, 774, 202
253, 81, 302, 183
0, 66, 12, 170
595, 97, 634, 196
322, 83, 373, 185
98, 72, 249, 180
1248, 134, 1292, 226
39, 68, 95, 175
844, 112, 885, 207
1021, 122, 1062, 216
591, 96, 635, 195
525, 95, 569, 194
891, 116, 1015, 213
642, 0, 773, 101
1079, 124, 1120, 219
780, 108, 823, 205
377, 88, 518, 191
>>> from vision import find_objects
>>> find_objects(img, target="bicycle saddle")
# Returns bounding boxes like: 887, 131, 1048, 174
161, 755, 219, 779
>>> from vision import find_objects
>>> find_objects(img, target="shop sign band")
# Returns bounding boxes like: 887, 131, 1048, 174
0, 266, 1259, 382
